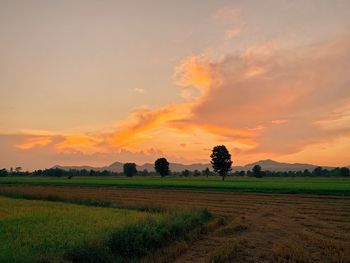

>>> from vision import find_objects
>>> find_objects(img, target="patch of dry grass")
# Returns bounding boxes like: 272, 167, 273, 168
272, 241, 310, 263
217, 217, 249, 237
208, 239, 246, 263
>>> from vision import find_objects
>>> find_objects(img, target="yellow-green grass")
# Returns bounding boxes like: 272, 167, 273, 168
0, 196, 157, 263
0, 196, 212, 263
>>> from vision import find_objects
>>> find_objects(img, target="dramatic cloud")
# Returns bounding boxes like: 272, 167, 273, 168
2, 37, 350, 169
190, 37, 350, 155
107, 37, 350, 161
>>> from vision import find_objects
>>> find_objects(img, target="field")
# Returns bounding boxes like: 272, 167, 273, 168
1, 176, 350, 195
0, 184, 349, 262
0, 194, 211, 263
0, 196, 150, 262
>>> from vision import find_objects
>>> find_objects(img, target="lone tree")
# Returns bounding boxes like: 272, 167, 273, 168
123, 163, 137, 177
252, 164, 262, 178
203, 167, 211, 178
210, 145, 232, 181
154, 158, 170, 177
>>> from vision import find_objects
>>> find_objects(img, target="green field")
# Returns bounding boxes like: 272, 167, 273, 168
0, 196, 211, 263
1, 176, 350, 195
0, 196, 150, 262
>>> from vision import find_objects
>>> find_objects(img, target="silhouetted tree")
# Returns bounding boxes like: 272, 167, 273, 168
140, 169, 149, 176
100, 170, 109, 176
154, 158, 170, 177
210, 145, 232, 181
238, 170, 246, 176
340, 167, 350, 177
252, 165, 262, 178
181, 169, 190, 177
44, 168, 65, 177
313, 167, 324, 176
0, 169, 8, 177
303, 169, 311, 177
193, 169, 201, 177
123, 163, 137, 177
203, 167, 211, 178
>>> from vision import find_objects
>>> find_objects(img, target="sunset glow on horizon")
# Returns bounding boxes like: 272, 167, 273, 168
1, 0, 350, 170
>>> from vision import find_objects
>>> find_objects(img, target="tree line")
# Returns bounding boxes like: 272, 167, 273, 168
0, 145, 349, 178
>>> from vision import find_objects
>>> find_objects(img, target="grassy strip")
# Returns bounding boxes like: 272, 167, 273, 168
1, 177, 350, 195
0, 190, 166, 213
64, 209, 212, 263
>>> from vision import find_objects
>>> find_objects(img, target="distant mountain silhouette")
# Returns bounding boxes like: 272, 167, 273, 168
237, 159, 332, 172
53, 159, 336, 172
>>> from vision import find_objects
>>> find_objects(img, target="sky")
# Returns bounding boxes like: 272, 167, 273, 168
1, 0, 350, 170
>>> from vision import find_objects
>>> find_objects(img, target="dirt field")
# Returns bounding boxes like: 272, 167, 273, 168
0, 185, 349, 263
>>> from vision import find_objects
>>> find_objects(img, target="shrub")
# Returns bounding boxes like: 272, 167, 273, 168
108, 209, 212, 261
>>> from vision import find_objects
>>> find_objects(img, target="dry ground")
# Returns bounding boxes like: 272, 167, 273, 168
0, 185, 349, 263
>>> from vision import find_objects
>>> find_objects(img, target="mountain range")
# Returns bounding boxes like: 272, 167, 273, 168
53, 159, 338, 173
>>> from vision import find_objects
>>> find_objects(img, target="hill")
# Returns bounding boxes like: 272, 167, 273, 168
239, 159, 322, 172
53, 159, 336, 172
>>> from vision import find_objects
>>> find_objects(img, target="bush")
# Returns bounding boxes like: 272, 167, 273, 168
108, 209, 211, 261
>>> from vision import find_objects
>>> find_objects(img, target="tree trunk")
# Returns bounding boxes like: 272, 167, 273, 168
222, 175, 225, 181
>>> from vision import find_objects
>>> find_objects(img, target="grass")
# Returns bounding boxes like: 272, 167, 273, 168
0, 176, 350, 195
0, 196, 211, 263
208, 239, 248, 263
0, 196, 150, 262
272, 241, 311, 263
0, 190, 166, 213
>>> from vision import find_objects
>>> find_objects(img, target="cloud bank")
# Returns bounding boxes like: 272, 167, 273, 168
2, 37, 350, 169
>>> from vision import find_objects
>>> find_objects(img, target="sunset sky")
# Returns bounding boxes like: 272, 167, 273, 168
1, 0, 350, 170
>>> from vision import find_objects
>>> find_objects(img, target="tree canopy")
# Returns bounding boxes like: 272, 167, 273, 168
210, 145, 232, 181
123, 163, 137, 177
154, 158, 170, 177
252, 165, 262, 178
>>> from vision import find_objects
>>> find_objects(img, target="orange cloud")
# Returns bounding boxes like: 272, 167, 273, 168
109, 104, 191, 147
54, 134, 105, 154
15, 136, 53, 150
174, 55, 214, 95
